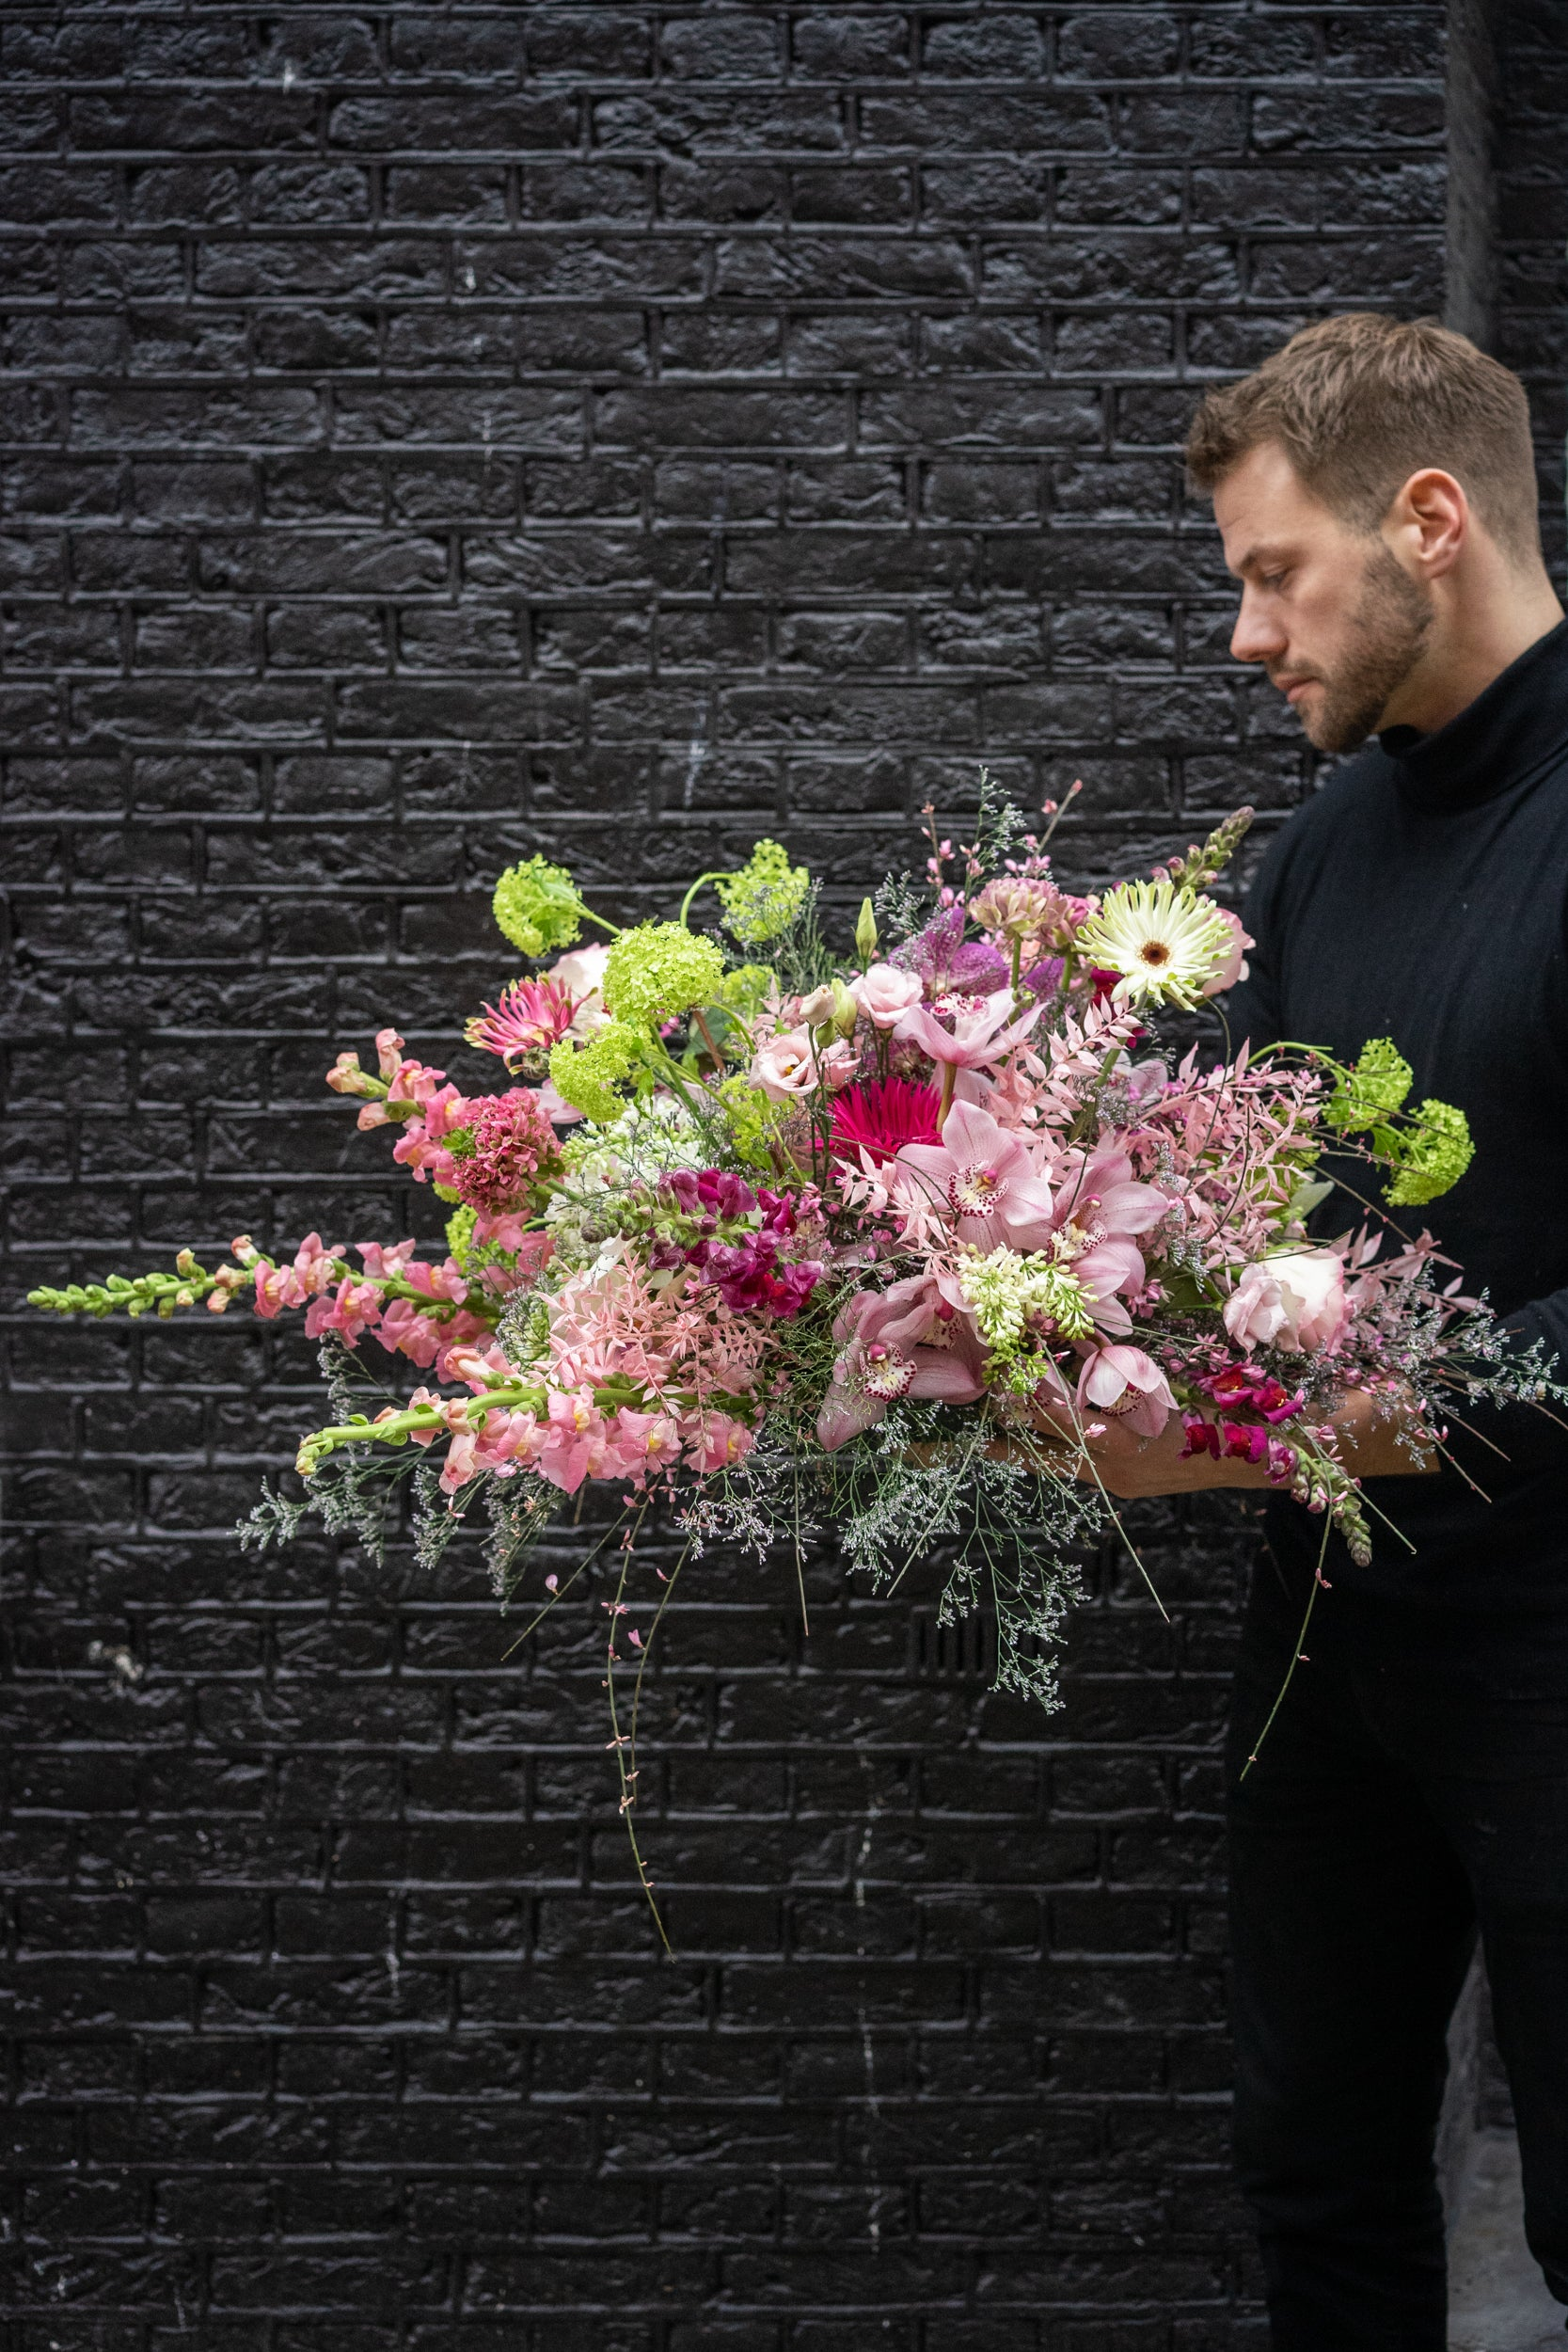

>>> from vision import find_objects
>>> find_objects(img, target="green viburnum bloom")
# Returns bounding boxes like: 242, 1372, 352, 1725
714, 962, 776, 1019
444, 1203, 519, 1279
714, 838, 811, 948
492, 855, 588, 959
602, 923, 727, 1030
548, 1020, 641, 1124
1326, 1037, 1414, 1131
1385, 1099, 1475, 1206
714, 1073, 785, 1172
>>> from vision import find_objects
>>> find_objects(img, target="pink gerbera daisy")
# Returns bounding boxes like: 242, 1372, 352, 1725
465, 977, 579, 1071
830, 1077, 942, 1167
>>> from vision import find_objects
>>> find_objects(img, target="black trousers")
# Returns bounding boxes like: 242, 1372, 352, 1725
1227, 1547, 1568, 2350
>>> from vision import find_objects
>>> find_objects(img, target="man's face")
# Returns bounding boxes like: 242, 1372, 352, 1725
1212, 441, 1433, 754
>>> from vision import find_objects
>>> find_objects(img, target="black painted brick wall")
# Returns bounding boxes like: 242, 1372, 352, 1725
0, 2, 1553, 2344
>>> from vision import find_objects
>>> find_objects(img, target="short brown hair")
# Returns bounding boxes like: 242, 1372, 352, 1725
1185, 312, 1542, 564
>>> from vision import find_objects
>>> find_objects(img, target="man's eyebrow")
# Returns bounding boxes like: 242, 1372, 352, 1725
1228, 540, 1294, 580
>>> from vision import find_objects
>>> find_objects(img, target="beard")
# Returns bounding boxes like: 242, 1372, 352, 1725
1281, 545, 1434, 755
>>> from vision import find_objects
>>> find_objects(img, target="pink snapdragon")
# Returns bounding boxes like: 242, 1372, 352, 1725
356, 1240, 419, 1281
681, 1407, 756, 1473
254, 1233, 341, 1318
327, 1030, 455, 1134
392, 1088, 474, 1187
304, 1277, 383, 1346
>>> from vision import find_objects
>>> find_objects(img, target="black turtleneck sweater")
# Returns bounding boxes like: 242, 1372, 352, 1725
1224, 615, 1568, 1607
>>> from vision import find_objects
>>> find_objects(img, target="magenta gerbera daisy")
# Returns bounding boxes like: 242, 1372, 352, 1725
830, 1077, 943, 1168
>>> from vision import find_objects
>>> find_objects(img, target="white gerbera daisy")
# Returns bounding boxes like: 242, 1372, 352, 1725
1073, 880, 1234, 1010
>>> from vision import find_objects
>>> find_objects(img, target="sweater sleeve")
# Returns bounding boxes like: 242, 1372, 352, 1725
1480, 1294, 1568, 1477
1207, 836, 1290, 1057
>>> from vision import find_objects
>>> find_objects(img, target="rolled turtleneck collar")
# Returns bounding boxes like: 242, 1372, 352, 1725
1377, 614, 1568, 814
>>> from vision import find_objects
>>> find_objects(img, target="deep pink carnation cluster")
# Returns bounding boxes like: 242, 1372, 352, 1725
451, 1088, 561, 1216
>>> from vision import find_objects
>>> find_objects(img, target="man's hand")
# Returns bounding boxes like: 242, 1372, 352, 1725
1013, 1382, 1437, 1501
1018, 1402, 1275, 1498
1319, 1382, 1438, 1480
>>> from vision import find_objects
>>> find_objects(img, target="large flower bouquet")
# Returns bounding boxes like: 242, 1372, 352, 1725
33, 782, 1560, 1792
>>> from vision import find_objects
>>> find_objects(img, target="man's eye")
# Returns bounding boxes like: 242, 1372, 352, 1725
1260, 571, 1287, 591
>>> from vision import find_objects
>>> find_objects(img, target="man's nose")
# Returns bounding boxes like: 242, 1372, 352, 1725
1229, 589, 1285, 667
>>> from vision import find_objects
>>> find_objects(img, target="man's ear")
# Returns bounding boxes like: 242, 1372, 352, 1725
1384, 468, 1468, 580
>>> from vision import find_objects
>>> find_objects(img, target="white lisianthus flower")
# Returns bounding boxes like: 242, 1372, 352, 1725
1224, 1248, 1348, 1355
1074, 881, 1236, 1011
750, 1027, 818, 1100
548, 942, 613, 1039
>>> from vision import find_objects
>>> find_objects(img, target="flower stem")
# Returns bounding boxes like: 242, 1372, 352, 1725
678, 870, 732, 930
691, 1008, 725, 1069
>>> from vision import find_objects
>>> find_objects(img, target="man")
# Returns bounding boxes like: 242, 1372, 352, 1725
1059, 313, 1568, 2348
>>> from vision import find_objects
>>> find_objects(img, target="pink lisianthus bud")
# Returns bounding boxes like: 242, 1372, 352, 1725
1200, 907, 1255, 997
1223, 1248, 1347, 1355
816, 1039, 859, 1091
847, 965, 925, 1028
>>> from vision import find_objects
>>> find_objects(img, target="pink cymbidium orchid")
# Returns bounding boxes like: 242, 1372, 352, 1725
816, 1273, 989, 1451
894, 986, 1042, 1074
1075, 1343, 1176, 1439
893, 1099, 1057, 1254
